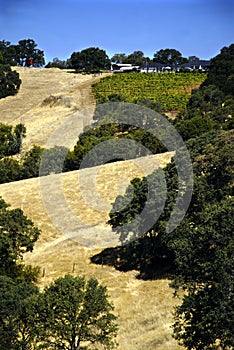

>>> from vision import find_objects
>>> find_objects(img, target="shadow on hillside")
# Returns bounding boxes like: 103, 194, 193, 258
91, 236, 175, 280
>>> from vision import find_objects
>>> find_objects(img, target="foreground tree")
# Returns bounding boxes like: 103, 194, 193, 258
38, 274, 118, 350
0, 276, 39, 350
70, 47, 111, 73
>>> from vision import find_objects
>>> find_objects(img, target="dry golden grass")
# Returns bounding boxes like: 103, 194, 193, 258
0, 67, 108, 153
0, 67, 184, 349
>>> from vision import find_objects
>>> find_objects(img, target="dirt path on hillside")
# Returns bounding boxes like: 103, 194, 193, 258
0, 67, 108, 152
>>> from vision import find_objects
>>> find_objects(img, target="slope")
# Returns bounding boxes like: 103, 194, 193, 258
0, 67, 183, 349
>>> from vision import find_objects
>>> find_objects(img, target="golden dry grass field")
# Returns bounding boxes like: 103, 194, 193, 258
0, 67, 184, 349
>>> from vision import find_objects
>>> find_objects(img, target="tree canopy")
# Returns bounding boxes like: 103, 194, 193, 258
153, 48, 188, 66
0, 196, 40, 279
38, 274, 118, 350
0, 39, 45, 66
0, 64, 21, 98
202, 43, 234, 96
70, 47, 111, 73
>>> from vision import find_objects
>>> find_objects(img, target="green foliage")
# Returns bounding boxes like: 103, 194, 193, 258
174, 44, 234, 136
0, 122, 26, 158
153, 48, 188, 66
0, 64, 21, 98
92, 72, 206, 111
175, 115, 215, 141
38, 274, 118, 349
0, 40, 17, 65
45, 57, 69, 69
0, 196, 40, 278
0, 275, 40, 350
0, 38, 45, 66
202, 43, 234, 96
21, 145, 44, 179
172, 199, 234, 350
64, 123, 166, 172
16, 39, 45, 66
123, 50, 145, 66
0, 157, 22, 183
70, 47, 111, 73
40, 146, 68, 176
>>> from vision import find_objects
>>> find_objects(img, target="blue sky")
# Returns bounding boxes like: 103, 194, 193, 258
0, 0, 233, 63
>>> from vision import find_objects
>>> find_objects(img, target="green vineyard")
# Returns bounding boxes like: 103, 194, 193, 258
92, 72, 207, 112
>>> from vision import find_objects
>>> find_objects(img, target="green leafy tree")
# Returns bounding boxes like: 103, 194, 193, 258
153, 48, 188, 66
21, 145, 44, 179
172, 198, 234, 350
202, 43, 234, 96
45, 57, 69, 69
38, 274, 118, 350
0, 276, 39, 350
0, 196, 40, 278
175, 115, 215, 141
0, 157, 21, 184
110, 53, 127, 63
0, 40, 17, 65
70, 47, 111, 73
0, 123, 26, 157
16, 39, 45, 66
0, 39, 45, 66
40, 146, 69, 176
124, 51, 145, 66
0, 64, 21, 98
0, 122, 12, 158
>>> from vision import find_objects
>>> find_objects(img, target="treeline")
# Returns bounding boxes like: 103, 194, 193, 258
46, 47, 194, 71
1, 36, 207, 75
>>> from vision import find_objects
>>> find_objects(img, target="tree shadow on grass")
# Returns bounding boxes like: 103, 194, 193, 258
91, 236, 175, 280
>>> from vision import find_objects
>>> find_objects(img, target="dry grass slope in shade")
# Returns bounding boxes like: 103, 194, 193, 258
0, 67, 184, 349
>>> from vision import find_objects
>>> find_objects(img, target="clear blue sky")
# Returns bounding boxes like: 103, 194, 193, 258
0, 0, 233, 63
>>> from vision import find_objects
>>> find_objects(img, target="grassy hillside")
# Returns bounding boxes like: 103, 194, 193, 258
92, 72, 206, 112
0, 67, 105, 153
0, 67, 185, 349
0, 155, 183, 350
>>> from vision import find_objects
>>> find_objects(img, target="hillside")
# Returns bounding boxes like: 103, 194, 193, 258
0, 67, 183, 349
0, 155, 182, 350
0, 67, 107, 153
